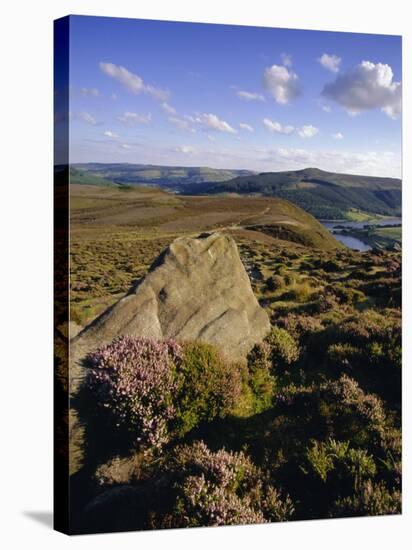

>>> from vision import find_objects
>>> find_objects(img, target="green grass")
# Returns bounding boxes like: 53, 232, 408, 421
345, 209, 380, 222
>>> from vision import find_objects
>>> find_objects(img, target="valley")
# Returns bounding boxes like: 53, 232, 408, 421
71, 164, 402, 222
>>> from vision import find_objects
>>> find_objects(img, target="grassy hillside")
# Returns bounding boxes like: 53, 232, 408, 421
186, 167, 402, 220
73, 162, 254, 187
69, 184, 341, 325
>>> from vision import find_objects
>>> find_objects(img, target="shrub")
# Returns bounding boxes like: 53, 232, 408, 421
308, 310, 401, 405
85, 337, 244, 452
278, 314, 323, 344
331, 480, 401, 517
311, 293, 339, 313
274, 375, 390, 452
266, 327, 300, 370
266, 275, 284, 292
333, 285, 365, 305
305, 439, 376, 489
247, 342, 276, 413
160, 441, 294, 527
322, 259, 341, 273
327, 342, 359, 368
286, 281, 313, 303
328, 375, 387, 434
86, 336, 182, 451
175, 341, 243, 435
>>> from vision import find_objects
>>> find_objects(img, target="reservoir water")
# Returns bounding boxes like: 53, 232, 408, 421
321, 218, 401, 252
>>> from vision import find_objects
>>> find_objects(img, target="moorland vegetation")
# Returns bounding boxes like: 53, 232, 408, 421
65, 180, 401, 532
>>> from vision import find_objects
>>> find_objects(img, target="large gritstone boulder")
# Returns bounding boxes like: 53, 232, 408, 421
70, 232, 270, 389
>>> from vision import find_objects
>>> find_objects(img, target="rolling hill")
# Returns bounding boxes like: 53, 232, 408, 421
72, 163, 254, 188
184, 167, 402, 220
69, 182, 341, 326
70, 183, 340, 251
69, 166, 118, 187
68, 164, 401, 221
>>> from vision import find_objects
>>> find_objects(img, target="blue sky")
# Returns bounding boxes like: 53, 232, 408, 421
66, 15, 402, 177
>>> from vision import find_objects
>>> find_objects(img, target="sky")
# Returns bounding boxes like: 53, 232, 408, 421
65, 15, 402, 177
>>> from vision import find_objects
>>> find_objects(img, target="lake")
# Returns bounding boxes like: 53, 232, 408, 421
321, 218, 402, 251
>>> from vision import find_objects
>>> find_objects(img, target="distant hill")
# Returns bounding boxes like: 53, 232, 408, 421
69, 164, 401, 220
69, 166, 118, 187
72, 163, 254, 188
184, 167, 402, 220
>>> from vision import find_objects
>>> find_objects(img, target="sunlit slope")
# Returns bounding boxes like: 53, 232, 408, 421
187, 167, 402, 219
70, 184, 341, 251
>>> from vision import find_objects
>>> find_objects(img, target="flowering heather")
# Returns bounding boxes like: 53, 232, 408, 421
86, 336, 183, 451
177, 474, 266, 526
170, 440, 258, 490
162, 441, 294, 527
332, 479, 401, 516
329, 375, 386, 427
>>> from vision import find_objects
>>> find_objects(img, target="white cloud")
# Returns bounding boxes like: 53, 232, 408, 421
160, 102, 176, 115
71, 137, 400, 179
100, 62, 143, 93
99, 62, 169, 101
77, 111, 97, 125
117, 112, 152, 126
80, 87, 99, 97
239, 122, 254, 132
322, 104, 332, 113
297, 125, 319, 138
103, 130, 119, 138
281, 53, 293, 67
318, 53, 341, 73
322, 60, 402, 119
263, 118, 294, 134
262, 119, 319, 139
174, 145, 196, 154
332, 132, 344, 140
263, 65, 301, 104
236, 90, 265, 102
193, 113, 237, 134
263, 147, 399, 178
168, 116, 195, 132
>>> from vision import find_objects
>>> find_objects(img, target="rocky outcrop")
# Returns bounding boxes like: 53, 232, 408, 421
68, 232, 270, 475
70, 232, 270, 390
